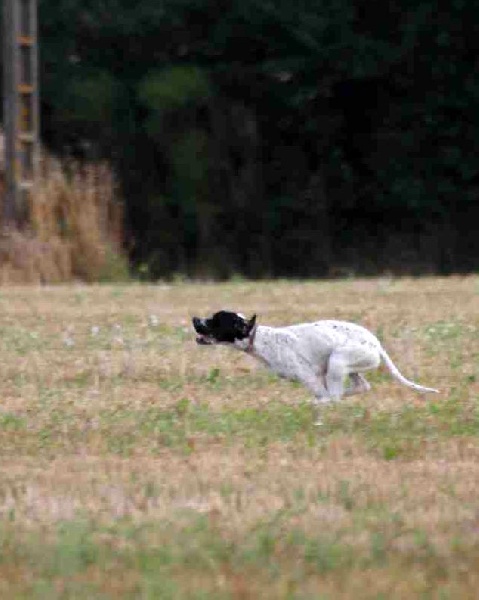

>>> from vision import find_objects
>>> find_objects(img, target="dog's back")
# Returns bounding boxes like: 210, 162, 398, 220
285, 320, 380, 352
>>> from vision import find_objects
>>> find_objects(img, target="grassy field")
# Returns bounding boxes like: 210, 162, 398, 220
0, 277, 478, 599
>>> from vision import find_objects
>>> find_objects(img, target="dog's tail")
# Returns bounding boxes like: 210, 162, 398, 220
379, 347, 439, 394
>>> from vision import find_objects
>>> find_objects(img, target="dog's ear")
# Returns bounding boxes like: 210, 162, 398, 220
247, 314, 257, 332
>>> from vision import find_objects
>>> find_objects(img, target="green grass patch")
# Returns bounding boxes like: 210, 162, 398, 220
1, 515, 476, 599
4, 388, 479, 459
323, 391, 479, 459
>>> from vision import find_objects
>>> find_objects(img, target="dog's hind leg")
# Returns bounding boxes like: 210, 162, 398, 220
326, 344, 380, 400
324, 350, 349, 400
343, 373, 371, 397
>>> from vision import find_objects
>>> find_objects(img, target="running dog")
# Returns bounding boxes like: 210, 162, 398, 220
192, 311, 438, 404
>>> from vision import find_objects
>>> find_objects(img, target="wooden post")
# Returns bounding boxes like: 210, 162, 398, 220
2, 0, 39, 226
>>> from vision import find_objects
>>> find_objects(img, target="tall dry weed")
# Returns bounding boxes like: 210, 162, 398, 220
0, 131, 127, 283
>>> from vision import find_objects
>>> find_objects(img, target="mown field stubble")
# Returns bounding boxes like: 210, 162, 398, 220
0, 278, 478, 599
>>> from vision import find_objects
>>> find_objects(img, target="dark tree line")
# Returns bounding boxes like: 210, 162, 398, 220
5, 0, 479, 277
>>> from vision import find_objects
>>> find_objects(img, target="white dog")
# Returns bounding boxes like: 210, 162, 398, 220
192, 311, 438, 404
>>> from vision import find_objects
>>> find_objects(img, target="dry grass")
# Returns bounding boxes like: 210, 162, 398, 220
0, 131, 126, 284
0, 277, 478, 598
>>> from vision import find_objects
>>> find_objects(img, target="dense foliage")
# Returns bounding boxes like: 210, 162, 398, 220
32, 0, 479, 276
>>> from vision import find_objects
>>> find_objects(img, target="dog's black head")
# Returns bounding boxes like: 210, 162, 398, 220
192, 311, 257, 346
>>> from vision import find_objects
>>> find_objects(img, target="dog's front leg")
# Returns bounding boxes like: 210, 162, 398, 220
296, 370, 336, 426
297, 371, 330, 405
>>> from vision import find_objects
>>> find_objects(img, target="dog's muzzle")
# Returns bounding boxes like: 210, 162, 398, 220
192, 317, 214, 345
